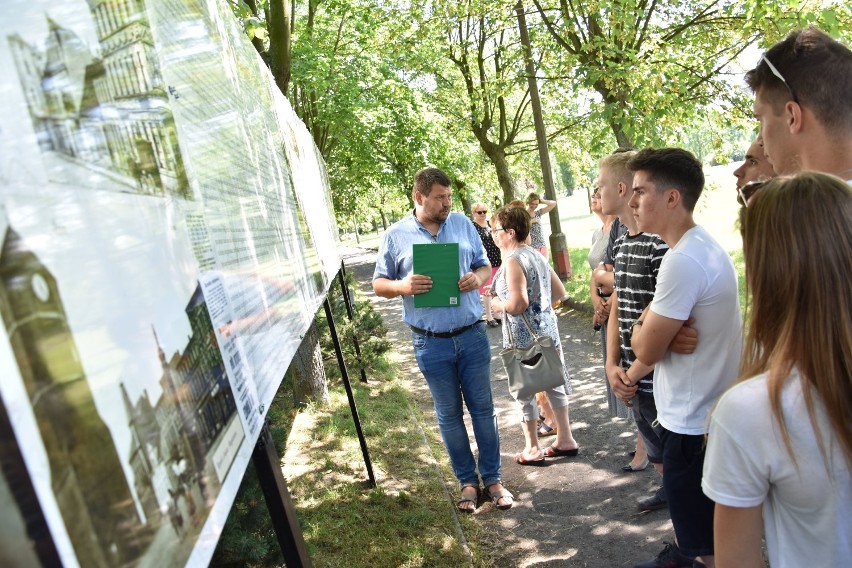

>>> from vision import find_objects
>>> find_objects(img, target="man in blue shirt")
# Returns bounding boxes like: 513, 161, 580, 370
373, 167, 511, 512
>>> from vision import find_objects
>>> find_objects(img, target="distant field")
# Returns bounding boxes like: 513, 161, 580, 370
553, 162, 742, 251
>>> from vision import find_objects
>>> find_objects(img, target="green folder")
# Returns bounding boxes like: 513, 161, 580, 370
413, 243, 460, 308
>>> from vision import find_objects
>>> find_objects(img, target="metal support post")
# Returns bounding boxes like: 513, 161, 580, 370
252, 422, 313, 568
323, 298, 376, 487
338, 262, 368, 383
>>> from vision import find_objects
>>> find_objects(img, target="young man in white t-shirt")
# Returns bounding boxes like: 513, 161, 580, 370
624, 148, 742, 568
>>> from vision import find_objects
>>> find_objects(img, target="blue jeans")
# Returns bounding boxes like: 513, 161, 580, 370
411, 322, 501, 488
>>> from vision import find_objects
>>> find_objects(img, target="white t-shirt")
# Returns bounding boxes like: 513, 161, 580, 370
703, 370, 852, 567
650, 225, 742, 434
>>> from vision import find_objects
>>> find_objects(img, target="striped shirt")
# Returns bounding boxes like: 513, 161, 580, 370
613, 231, 668, 394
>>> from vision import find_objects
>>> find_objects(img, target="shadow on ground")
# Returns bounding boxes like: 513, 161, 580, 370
341, 246, 674, 568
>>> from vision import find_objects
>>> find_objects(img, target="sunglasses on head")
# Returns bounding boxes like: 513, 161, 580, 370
761, 54, 799, 104
737, 179, 770, 208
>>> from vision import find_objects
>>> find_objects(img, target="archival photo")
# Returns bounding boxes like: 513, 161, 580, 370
0, 0, 340, 565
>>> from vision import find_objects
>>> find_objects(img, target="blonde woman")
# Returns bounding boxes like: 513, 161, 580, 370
702, 173, 852, 567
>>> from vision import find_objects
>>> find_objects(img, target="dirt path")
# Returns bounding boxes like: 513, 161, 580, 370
342, 246, 674, 567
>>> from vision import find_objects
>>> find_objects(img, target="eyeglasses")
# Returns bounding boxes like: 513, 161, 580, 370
490, 227, 506, 234
737, 179, 769, 208
475, 210, 487, 214
761, 54, 799, 104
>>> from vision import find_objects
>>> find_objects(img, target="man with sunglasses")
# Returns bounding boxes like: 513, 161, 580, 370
734, 138, 775, 196
746, 27, 852, 181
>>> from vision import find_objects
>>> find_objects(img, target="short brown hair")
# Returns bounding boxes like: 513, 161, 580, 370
627, 148, 704, 212
413, 167, 452, 198
745, 27, 852, 135
525, 192, 540, 205
493, 205, 531, 242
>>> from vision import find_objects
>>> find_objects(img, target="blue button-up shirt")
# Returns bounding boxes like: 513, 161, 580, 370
373, 211, 490, 331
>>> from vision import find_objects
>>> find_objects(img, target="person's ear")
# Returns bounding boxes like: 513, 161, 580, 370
786, 101, 803, 134
413, 191, 423, 205
617, 181, 627, 197
667, 189, 681, 209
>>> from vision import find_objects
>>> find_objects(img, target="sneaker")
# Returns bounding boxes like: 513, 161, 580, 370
637, 485, 668, 512
634, 541, 694, 568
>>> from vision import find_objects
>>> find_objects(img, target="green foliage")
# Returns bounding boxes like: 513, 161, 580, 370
318, 271, 391, 378
210, 271, 390, 566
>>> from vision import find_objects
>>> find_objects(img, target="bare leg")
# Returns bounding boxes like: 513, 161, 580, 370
518, 418, 543, 460
483, 295, 494, 321
629, 432, 648, 468
549, 404, 579, 451
537, 392, 556, 429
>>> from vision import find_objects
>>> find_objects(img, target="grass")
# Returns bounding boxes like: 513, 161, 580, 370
216, 176, 748, 567
284, 375, 480, 568
211, 281, 492, 568
564, 247, 594, 310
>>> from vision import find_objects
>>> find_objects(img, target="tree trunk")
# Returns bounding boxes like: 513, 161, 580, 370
608, 120, 632, 150
268, 0, 291, 95
291, 319, 329, 406
479, 144, 516, 204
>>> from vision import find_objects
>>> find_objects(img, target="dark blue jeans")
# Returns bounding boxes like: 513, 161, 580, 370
411, 322, 502, 488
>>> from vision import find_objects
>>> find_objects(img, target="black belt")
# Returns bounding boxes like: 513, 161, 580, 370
409, 320, 482, 338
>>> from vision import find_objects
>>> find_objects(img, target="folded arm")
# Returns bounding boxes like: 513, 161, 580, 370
630, 305, 685, 366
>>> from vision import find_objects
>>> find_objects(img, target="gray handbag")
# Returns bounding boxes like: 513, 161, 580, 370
500, 312, 565, 401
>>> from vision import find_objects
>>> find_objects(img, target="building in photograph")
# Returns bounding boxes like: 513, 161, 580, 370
7, 1, 190, 198
0, 222, 150, 567
123, 282, 239, 537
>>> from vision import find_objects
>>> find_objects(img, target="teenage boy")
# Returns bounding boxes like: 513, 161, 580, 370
627, 148, 742, 568
596, 150, 670, 513
746, 27, 852, 180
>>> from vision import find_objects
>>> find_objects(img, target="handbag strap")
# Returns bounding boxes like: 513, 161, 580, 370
503, 248, 542, 348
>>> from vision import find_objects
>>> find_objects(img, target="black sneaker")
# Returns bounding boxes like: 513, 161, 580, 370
637, 485, 668, 512
634, 541, 694, 568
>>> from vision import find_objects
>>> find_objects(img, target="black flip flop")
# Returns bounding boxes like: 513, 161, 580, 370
543, 446, 579, 458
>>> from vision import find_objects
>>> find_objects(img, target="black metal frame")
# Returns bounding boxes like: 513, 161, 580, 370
254, 264, 376, 566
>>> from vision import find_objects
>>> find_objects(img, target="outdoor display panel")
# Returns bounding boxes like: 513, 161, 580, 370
0, 0, 340, 566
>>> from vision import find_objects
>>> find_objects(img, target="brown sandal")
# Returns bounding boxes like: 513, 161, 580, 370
485, 483, 514, 510
456, 484, 479, 514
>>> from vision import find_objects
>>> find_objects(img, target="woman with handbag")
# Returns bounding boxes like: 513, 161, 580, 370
490, 206, 580, 465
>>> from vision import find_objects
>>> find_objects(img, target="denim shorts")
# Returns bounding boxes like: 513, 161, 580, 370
633, 391, 662, 463
658, 427, 715, 558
